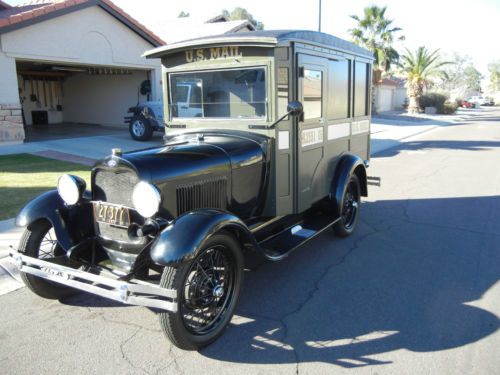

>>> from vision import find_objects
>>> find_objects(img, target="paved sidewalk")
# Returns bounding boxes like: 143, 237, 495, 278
0, 109, 481, 295
0, 219, 24, 294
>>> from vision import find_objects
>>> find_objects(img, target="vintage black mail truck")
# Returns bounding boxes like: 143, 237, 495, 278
10, 30, 373, 350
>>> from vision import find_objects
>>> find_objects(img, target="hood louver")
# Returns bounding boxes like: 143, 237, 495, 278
176, 177, 227, 216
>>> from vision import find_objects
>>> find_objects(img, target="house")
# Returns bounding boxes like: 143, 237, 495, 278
0, 0, 165, 144
0, 2, 258, 145
373, 77, 407, 112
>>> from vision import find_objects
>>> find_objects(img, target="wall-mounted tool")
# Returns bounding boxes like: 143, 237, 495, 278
30, 78, 37, 102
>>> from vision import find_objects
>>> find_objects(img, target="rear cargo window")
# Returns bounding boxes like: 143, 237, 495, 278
303, 69, 323, 120
354, 62, 369, 117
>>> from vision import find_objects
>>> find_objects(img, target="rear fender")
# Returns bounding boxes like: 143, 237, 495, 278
150, 209, 257, 267
330, 154, 368, 216
16, 190, 93, 251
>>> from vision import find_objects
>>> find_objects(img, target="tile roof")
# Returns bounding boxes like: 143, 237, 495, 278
0, 0, 165, 46
0, 1, 12, 9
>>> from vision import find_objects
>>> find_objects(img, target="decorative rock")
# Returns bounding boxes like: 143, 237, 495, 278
424, 106, 437, 115
1, 103, 22, 110
0, 121, 25, 142
5, 116, 23, 123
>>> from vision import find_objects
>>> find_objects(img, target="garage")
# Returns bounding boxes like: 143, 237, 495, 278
374, 78, 401, 113
377, 87, 394, 112
0, 0, 164, 144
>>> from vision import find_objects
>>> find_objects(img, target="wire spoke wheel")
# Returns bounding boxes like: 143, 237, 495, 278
159, 232, 243, 350
333, 174, 361, 237
181, 245, 235, 335
341, 180, 360, 230
18, 220, 78, 299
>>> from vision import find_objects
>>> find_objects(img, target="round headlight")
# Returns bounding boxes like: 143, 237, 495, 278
132, 182, 161, 218
57, 174, 85, 205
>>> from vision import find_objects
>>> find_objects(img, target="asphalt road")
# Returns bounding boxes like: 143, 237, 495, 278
1, 109, 500, 374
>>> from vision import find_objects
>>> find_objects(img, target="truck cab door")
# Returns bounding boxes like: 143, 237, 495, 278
295, 54, 328, 213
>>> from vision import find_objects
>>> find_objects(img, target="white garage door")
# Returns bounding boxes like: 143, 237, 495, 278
378, 87, 394, 112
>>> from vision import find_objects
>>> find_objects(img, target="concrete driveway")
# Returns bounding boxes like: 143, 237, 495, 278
0, 125, 164, 160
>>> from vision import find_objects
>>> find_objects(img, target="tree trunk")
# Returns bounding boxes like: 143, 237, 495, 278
407, 82, 423, 114
408, 95, 419, 114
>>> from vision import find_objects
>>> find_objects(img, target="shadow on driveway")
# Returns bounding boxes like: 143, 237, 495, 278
195, 195, 500, 368
53, 194, 500, 368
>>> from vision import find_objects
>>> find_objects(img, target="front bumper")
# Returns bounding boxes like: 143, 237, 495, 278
9, 251, 177, 312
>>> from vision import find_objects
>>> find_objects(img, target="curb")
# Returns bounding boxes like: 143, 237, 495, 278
0, 257, 23, 296
0, 218, 24, 295
371, 123, 441, 156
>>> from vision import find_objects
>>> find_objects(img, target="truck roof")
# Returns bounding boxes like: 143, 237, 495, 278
144, 30, 374, 60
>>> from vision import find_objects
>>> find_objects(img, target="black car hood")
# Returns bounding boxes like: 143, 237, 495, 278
95, 130, 270, 185
92, 130, 271, 220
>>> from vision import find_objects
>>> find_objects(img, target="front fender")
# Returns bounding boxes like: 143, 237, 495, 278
150, 209, 254, 267
330, 154, 367, 216
16, 190, 93, 251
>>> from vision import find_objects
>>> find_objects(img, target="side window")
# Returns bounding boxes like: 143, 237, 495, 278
303, 69, 323, 120
327, 59, 350, 119
354, 62, 369, 117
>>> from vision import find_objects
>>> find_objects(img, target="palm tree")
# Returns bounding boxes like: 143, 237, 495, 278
398, 47, 451, 113
349, 5, 405, 80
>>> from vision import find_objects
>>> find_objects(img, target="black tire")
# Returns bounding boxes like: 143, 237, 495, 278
333, 174, 361, 237
129, 114, 154, 141
18, 220, 78, 300
159, 233, 244, 350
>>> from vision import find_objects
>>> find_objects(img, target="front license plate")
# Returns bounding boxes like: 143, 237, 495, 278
93, 202, 130, 228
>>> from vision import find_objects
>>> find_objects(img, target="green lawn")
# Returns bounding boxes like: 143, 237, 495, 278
0, 154, 91, 220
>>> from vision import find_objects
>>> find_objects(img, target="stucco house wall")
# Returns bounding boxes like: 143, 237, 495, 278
0, 51, 23, 143
0, 4, 162, 141
393, 87, 408, 110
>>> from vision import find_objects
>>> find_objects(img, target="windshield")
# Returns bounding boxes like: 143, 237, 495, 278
169, 67, 266, 119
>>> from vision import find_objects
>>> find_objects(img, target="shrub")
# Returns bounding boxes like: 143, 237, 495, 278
419, 92, 448, 113
443, 101, 458, 114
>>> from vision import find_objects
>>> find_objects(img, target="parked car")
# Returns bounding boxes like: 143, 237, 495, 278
125, 80, 206, 141
469, 96, 493, 106
462, 99, 475, 108
484, 97, 495, 106
10, 31, 374, 351
125, 100, 164, 141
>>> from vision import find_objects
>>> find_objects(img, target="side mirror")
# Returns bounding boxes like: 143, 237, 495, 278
287, 101, 303, 117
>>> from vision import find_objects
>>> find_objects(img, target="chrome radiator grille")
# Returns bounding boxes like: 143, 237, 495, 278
176, 177, 227, 216
93, 169, 140, 242
93, 169, 138, 207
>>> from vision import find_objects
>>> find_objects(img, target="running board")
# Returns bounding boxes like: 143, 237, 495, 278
259, 211, 340, 260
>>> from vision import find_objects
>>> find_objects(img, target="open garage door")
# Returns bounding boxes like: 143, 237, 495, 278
17, 61, 153, 141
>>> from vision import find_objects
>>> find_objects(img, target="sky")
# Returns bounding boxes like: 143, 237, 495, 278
7, 0, 500, 83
